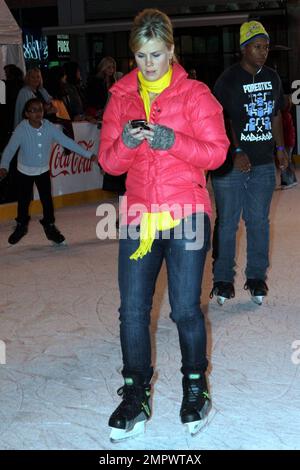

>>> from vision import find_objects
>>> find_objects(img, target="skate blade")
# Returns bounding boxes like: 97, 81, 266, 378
185, 420, 207, 436
217, 295, 226, 306
281, 182, 298, 190
51, 240, 67, 246
110, 420, 145, 443
184, 401, 212, 436
251, 295, 263, 305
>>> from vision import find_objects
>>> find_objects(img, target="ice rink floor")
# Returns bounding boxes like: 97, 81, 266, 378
0, 172, 300, 450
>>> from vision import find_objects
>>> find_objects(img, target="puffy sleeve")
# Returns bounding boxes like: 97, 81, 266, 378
98, 93, 140, 175
165, 83, 229, 170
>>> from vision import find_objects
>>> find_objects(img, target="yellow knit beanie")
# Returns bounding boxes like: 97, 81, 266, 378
240, 21, 269, 47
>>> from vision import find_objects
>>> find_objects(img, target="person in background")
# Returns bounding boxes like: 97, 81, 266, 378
99, 9, 228, 442
86, 57, 127, 201
280, 93, 297, 189
0, 98, 97, 245
210, 21, 289, 307
188, 68, 197, 80
45, 65, 72, 121
3, 64, 24, 142
14, 67, 55, 128
63, 61, 86, 121
85, 56, 118, 119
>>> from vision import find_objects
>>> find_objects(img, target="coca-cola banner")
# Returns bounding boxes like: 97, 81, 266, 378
34, 122, 102, 199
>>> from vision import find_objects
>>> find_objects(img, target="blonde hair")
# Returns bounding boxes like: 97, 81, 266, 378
129, 9, 174, 54
24, 67, 42, 86
96, 56, 116, 78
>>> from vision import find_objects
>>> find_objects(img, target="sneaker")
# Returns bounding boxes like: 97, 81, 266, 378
244, 278, 268, 305
8, 223, 28, 244
40, 222, 65, 244
210, 281, 235, 306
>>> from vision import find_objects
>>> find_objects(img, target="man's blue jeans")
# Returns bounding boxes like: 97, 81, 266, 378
118, 213, 211, 382
211, 163, 276, 283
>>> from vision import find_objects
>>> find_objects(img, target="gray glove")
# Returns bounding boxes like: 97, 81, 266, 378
150, 124, 175, 150
122, 123, 142, 148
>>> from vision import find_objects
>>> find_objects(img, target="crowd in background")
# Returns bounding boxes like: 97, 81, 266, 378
0, 56, 125, 202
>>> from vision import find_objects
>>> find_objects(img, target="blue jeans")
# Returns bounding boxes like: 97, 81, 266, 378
211, 163, 276, 283
118, 213, 211, 382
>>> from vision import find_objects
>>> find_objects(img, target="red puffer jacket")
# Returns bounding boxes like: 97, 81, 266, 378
99, 63, 229, 220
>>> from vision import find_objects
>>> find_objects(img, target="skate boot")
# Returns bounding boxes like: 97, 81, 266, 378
8, 223, 28, 245
244, 279, 268, 305
180, 373, 211, 436
210, 281, 235, 306
40, 221, 65, 245
109, 376, 151, 443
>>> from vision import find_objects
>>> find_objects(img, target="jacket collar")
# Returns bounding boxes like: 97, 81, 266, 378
110, 63, 188, 98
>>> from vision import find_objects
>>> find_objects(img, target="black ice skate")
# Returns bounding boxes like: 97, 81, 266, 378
8, 223, 28, 245
180, 373, 211, 436
109, 376, 151, 443
244, 279, 268, 305
40, 221, 65, 245
210, 281, 235, 306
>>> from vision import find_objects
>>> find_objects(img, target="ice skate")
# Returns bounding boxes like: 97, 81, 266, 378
40, 221, 66, 245
180, 373, 211, 436
109, 376, 151, 443
244, 279, 268, 305
281, 167, 298, 190
8, 223, 28, 245
210, 281, 235, 306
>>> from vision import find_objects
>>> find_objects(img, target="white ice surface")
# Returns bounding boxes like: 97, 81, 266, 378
0, 172, 300, 450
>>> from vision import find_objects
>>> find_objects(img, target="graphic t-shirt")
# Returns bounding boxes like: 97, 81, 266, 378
213, 63, 284, 171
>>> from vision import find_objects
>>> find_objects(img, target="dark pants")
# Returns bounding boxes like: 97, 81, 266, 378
16, 170, 55, 225
211, 163, 276, 282
118, 213, 211, 382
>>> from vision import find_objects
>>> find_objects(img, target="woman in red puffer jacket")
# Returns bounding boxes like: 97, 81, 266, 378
98, 8, 229, 443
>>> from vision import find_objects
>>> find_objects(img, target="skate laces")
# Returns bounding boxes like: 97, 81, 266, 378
210, 282, 235, 299
183, 375, 210, 406
244, 279, 268, 292
116, 383, 151, 418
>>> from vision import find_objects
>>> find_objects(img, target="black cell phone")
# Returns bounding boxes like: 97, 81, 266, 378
130, 119, 150, 130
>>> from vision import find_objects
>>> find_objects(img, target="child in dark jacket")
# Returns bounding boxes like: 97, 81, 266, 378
0, 98, 97, 245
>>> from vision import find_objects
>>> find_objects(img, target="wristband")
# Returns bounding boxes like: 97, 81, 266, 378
233, 147, 243, 153
276, 145, 285, 151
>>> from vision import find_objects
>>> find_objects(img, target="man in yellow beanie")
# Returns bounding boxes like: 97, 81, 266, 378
210, 20, 289, 306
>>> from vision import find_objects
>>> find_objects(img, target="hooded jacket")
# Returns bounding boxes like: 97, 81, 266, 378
99, 63, 229, 221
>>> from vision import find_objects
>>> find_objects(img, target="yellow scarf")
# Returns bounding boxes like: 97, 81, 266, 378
137, 66, 172, 120
130, 212, 181, 260
130, 67, 180, 261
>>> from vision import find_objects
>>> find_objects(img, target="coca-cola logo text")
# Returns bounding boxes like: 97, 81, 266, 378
50, 140, 94, 177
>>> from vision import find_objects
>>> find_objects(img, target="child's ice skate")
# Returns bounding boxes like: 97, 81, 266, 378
8, 223, 28, 245
40, 221, 66, 245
